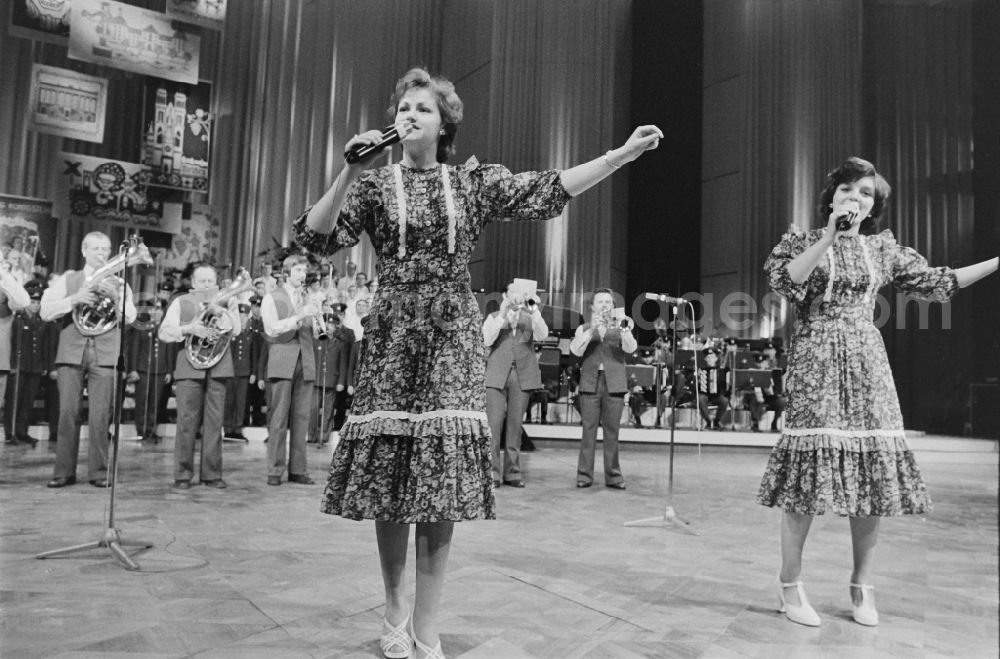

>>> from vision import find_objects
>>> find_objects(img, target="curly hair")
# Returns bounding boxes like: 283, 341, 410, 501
386, 67, 463, 163
817, 157, 892, 236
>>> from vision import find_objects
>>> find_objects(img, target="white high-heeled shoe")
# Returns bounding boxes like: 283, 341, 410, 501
380, 610, 413, 659
850, 583, 879, 626
778, 581, 821, 627
408, 617, 445, 659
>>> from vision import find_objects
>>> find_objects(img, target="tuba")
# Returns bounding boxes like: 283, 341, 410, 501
184, 267, 254, 369
72, 239, 155, 336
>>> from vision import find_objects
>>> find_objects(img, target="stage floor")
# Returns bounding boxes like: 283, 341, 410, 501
1, 432, 996, 658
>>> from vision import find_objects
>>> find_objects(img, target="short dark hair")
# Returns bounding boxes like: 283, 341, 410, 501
387, 67, 463, 163
818, 157, 892, 236
189, 261, 216, 277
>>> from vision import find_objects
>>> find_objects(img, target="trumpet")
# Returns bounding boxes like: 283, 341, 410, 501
72, 238, 154, 336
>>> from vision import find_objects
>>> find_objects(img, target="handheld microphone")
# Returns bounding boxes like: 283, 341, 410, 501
344, 123, 414, 164
645, 292, 685, 305
835, 202, 861, 232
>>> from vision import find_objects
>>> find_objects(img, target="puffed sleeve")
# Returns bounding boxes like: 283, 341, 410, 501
884, 231, 958, 302
764, 227, 810, 304
471, 162, 572, 225
291, 172, 380, 256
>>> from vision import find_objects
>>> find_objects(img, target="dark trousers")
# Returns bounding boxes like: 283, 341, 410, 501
747, 393, 786, 428
525, 390, 548, 423
246, 379, 266, 426
133, 371, 167, 437
310, 385, 337, 443
486, 366, 528, 482
265, 357, 311, 478
54, 344, 113, 480
577, 372, 625, 486
174, 377, 226, 482
224, 376, 249, 432
4, 371, 41, 437
698, 393, 730, 425
44, 375, 59, 442
334, 389, 352, 430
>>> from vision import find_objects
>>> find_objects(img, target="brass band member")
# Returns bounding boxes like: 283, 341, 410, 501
158, 262, 241, 489
126, 300, 173, 443
260, 254, 318, 486
0, 261, 30, 437
310, 306, 355, 446
223, 302, 254, 440
41, 232, 136, 488
570, 288, 637, 489
4, 282, 49, 446
483, 281, 548, 488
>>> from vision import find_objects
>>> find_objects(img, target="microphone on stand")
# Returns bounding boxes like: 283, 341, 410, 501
344, 123, 415, 164
645, 292, 685, 305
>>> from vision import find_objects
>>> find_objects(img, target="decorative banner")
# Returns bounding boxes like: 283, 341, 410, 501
53, 152, 183, 234
159, 203, 220, 270
9, 0, 71, 46
28, 64, 108, 144
0, 194, 56, 283
68, 0, 200, 85
165, 0, 226, 32
141, 80, 212, 193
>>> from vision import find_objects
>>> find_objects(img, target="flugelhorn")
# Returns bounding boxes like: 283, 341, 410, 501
184, 267, 253, 369
307, 290, 329, 340
72, 238, 154, 336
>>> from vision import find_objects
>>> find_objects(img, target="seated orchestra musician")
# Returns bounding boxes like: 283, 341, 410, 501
743, 348, 786, 432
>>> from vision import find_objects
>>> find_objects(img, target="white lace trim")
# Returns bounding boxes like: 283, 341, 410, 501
823, 232, 836, 303
783, 427, 907, 439
345, 409, 489, 425
392, 163, 459, 258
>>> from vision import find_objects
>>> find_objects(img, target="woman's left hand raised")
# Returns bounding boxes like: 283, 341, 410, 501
620, 125, 663, 163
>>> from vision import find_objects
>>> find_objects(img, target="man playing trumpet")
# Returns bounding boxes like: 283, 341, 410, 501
159, 262, 242, 489
41, 232, 137, 488
483, 279, 548, 488
260, 254, 318, 486
570, 288, 636, 489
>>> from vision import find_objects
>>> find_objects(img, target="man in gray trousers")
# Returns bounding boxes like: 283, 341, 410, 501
569, 288, 636, 489
483, 280, 548, 488
260, 255, 317, 486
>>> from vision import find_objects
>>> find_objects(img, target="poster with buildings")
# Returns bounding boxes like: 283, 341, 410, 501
68, 0, 200, 85
141, 80, 212, 193
28, 64, 108, 143
165, 0, 226, 32
8, 0, 71, 46
53, 152, 182, 234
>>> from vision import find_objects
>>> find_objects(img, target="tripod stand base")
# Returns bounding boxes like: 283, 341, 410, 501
624, 506, 699, 535
37, 526, 153, 571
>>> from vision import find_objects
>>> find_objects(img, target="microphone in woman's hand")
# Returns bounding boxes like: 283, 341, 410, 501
345, 123, 415, 164
835, 201, 861, 232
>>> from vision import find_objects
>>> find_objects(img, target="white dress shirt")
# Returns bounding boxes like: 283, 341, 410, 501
158, 291, 242, 343
40, 265, 136, 324
261, 282, 306, 337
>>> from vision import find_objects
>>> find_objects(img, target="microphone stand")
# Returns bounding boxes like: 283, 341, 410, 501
625, 298, 698, 535
37, 236, 154, 570
317, 337, 328, 447
9, 312, 24, 444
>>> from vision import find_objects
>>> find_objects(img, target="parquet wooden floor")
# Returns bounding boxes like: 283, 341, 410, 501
1, 432, 996, 658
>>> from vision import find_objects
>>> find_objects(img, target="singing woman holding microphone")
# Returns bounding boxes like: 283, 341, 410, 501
757, 157, 998, 628
292, 67, 661, 658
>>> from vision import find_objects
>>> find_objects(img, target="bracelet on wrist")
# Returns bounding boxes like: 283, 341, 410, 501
603, 151, 621, 170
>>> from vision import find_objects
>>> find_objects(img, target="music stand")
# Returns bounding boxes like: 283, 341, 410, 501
37, 236, 154, 570
625, 297, 699, 535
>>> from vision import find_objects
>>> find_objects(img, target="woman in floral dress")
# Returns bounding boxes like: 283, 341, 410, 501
757, 157, 998, 628
293, 67, 661, 659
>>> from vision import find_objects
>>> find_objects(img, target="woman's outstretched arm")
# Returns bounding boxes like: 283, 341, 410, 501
559, 125, 662, 197
954, 256, 998, 288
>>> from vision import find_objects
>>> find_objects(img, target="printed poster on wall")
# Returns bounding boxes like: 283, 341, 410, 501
28, 64, 108, 144
9, 0, 71, 46
0, 194, 57, 283
53, 152, 183, 234
141, 80, 212, 193
165, 0, 226, 32
68, 0, 200, 85
159, 204, 220, 270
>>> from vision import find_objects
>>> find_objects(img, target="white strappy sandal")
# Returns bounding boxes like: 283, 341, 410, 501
408, 617, 445, 659
778, 580, 821, 627
380, 611, 413, 659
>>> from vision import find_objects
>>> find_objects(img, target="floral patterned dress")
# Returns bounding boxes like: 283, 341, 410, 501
293, 157, 570, 522
757, 227, 958, 516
